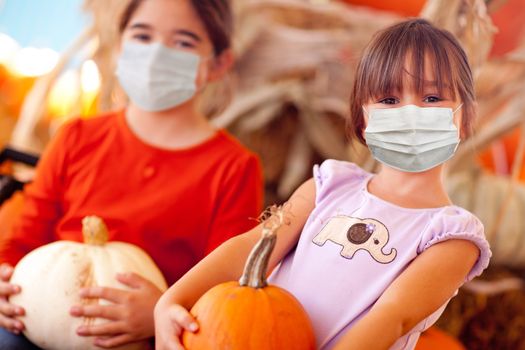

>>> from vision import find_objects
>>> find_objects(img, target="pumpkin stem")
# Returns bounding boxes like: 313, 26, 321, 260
82, 216, 109, 246
239, 206, 284, 288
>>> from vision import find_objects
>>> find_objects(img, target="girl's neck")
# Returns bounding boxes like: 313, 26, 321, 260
125, 100, 216, 150
368, 165, 452, 209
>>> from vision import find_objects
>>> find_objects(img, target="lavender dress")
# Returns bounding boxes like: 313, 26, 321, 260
269, 160, 491, 349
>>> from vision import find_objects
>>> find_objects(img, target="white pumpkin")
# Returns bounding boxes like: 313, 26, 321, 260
9, 216, 168, 350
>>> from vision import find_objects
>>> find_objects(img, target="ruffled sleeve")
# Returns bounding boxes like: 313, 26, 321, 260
418, 206, 492, 281
313, 159, 369, 205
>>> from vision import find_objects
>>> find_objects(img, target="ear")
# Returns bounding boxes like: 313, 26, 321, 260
361, 106, 370, 142
206, 49, 234, 83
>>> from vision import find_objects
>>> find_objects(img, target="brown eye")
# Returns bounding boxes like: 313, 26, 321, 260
378, 97, 399, 105
423, 95, 442, 103
132, 34, 151, 43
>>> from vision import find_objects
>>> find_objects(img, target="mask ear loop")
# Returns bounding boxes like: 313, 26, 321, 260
453, 103, 463, 114
362, 106, 370, 116
452, 103, 464, 142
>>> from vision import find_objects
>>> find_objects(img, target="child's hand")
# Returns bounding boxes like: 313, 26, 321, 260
0, 263, 25, 334
69, 272, 162, 348
154, 301, 198, 350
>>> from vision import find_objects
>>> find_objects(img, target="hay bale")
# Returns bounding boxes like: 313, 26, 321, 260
437, 266, 525, 350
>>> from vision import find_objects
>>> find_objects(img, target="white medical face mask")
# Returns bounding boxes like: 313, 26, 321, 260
363, 104, 463, 172
116, 41, 204, 112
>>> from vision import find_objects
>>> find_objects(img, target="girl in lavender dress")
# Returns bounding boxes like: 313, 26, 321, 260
154, 18, 491, 350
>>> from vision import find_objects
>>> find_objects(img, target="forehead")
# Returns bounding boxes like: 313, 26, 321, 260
398, 53, 451, 92
128, 0, 208, 37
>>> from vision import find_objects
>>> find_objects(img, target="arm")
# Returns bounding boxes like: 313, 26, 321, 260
0, 123, 73, 265
0, 122, 73, 333
154, 179, 316, 349
333, 239, 479, 350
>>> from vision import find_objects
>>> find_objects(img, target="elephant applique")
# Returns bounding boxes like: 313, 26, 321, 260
312, 216, 397, 263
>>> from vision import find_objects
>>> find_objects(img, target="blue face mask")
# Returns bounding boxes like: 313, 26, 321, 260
363, 104, 463, 172
116, 41, 202, 112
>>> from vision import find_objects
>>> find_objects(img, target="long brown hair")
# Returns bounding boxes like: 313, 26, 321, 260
348, 18, 476, 144
119, 0, 232, 55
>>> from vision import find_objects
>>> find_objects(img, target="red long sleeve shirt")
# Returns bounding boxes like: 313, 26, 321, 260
0, 110, 263, 285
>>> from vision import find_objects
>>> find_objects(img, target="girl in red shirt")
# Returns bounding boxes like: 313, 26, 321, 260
0, 0, 263, 348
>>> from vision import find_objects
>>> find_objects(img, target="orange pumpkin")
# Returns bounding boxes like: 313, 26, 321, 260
489, 0, 525, 57
478, 127, 525, 181
415, 326, 465, 350
182, 219, 316, 350
339, 0, 426, 16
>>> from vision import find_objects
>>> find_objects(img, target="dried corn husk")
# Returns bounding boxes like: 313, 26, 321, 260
447, 169, 525, 266
421, 0, 497, 74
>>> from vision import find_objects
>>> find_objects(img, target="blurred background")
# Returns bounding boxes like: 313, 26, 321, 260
1, 0, 525, 348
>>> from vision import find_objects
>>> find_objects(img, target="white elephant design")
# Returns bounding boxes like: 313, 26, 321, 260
312, 216, 396, 263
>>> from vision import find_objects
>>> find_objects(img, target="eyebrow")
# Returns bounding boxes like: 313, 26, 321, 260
128, 23, 202, 42
174, 29, 202, 42
129, 23, 152, 30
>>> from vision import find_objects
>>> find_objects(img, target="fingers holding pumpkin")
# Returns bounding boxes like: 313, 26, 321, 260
0, 282, 20, 297
92, 333, 134, 348
0, 299, 24, 318
70, 303, 122, 320
167, 304, 199, 333
154, 303, 191, 350
0, 279, 25, 334
0, 263, 21, 298
115, 272, 151, 289
0, 263, 14, 281
79, 286, 127, 303
0, 306, 24, 334
76, 320, 125, 337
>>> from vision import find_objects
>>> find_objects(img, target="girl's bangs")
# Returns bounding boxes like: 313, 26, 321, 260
362, 24, 458, 102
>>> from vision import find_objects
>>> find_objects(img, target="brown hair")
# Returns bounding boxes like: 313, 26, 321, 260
348, 18, 476, 144
119, 0, 232, 55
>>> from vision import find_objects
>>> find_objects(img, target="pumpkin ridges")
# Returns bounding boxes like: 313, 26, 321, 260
266, 286, 316, 347
252, 287, 276, 347
77, 252, 98, 328
185, 282, 242, 347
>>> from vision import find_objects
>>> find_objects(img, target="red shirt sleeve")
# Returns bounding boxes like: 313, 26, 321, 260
205, 154, 263, 254
0, 121, 75, 266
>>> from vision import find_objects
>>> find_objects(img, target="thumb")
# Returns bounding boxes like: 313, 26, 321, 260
168, 304, 199, 333
115, 272, 146, 289
0, 264, 14, 281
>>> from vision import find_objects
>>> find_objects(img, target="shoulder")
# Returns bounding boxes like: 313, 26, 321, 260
314, 159, 368, 182
54, 110, 122, 145
420, 206, 491, 281
64, 110, 121, 137
215, 130, 258, 159
313, 159, 369, 202
212, 130, 261, 170
426, 206, 484, 239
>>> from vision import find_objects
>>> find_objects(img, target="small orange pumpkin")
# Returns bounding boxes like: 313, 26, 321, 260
340, 0, 425, 16
182, 211, 316, 350
415, 326, 465, 350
